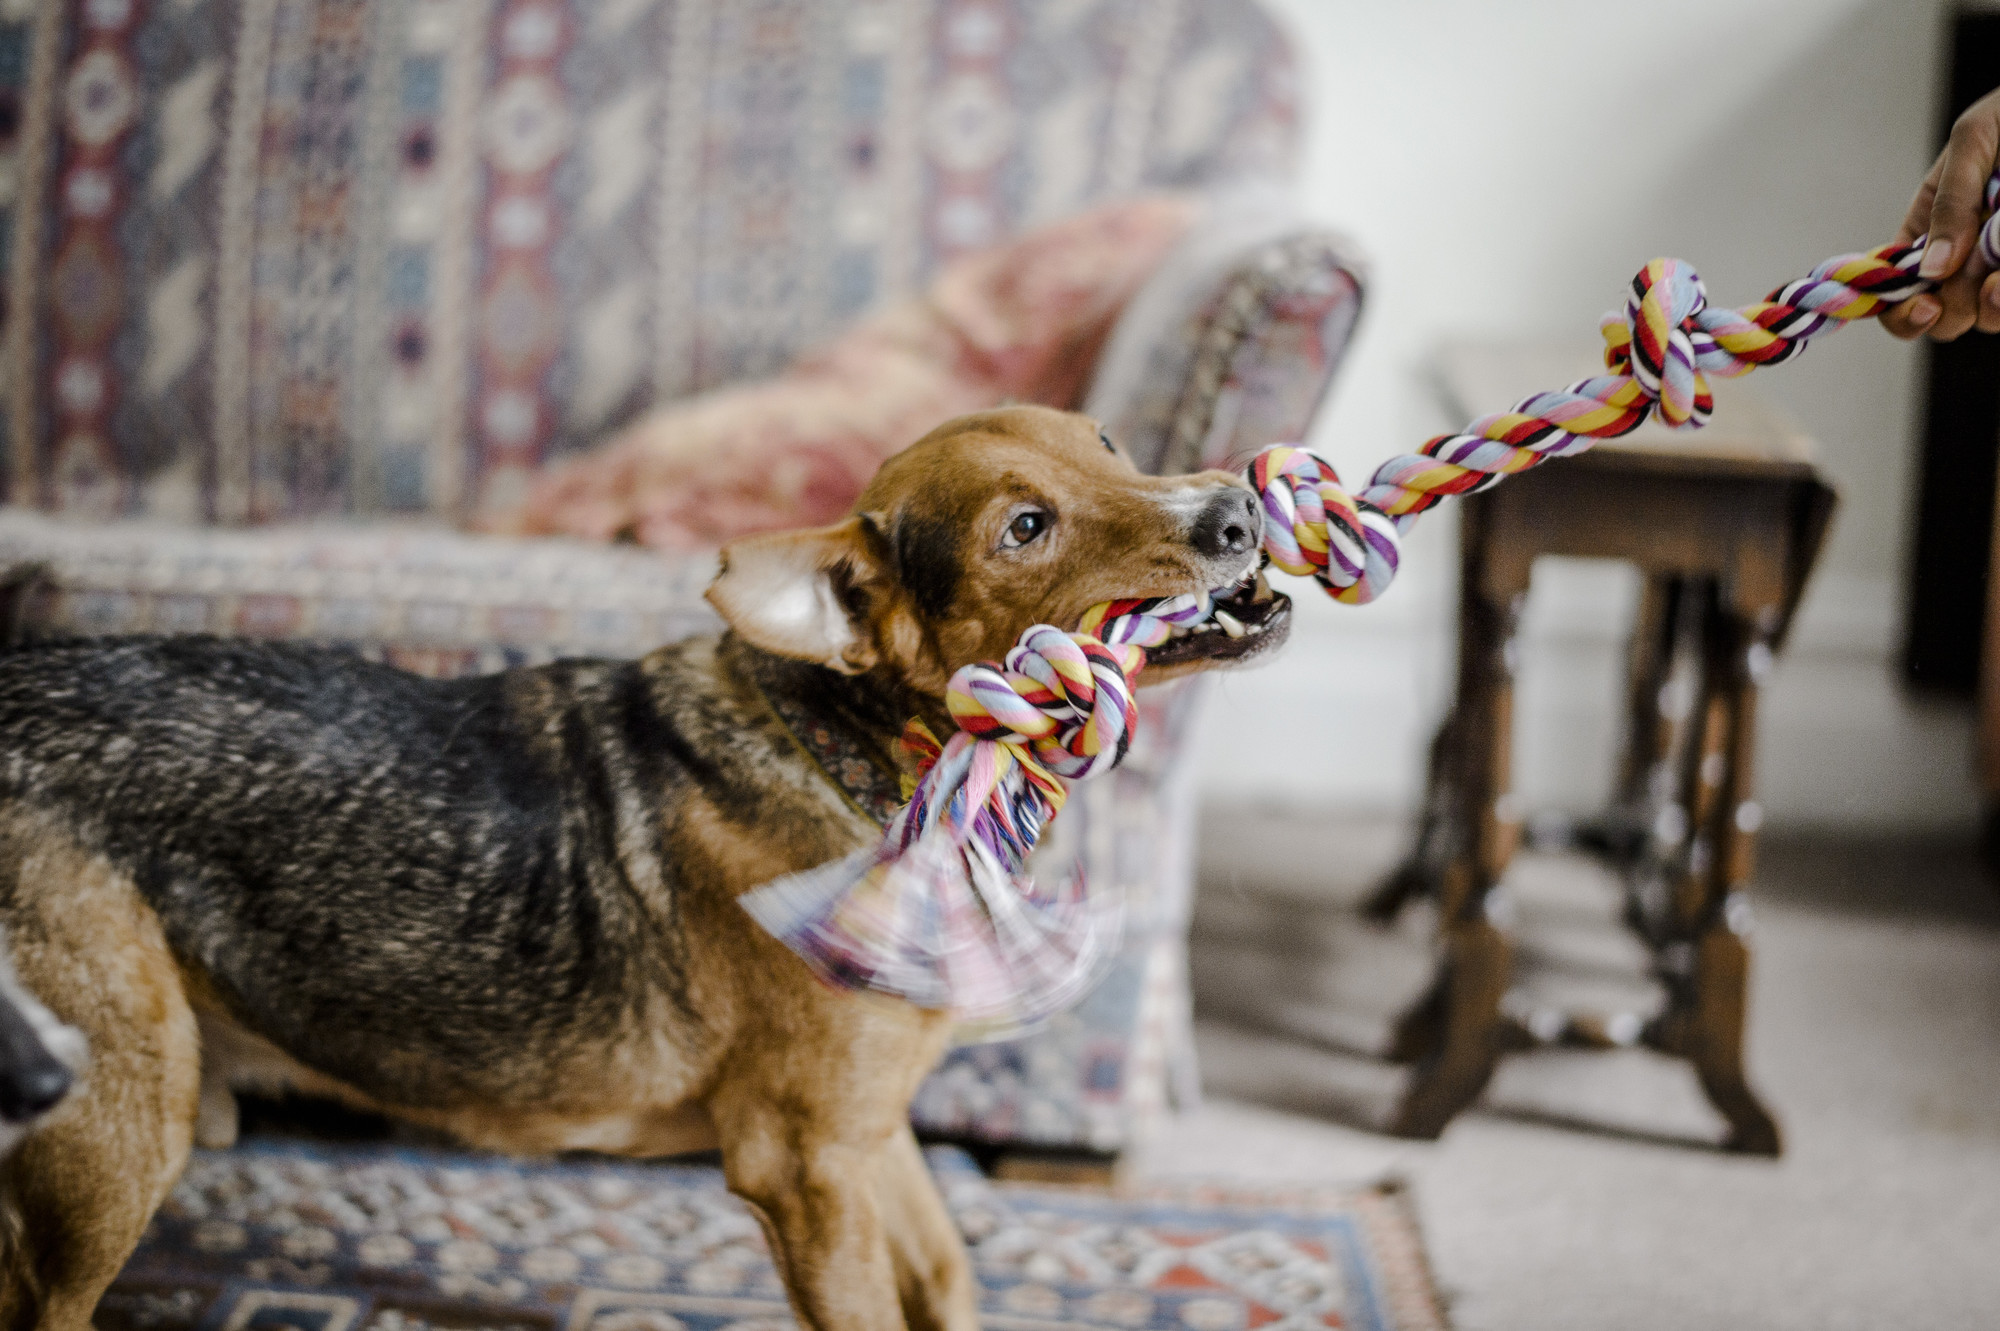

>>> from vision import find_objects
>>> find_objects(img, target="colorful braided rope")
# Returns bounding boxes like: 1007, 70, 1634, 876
742, 181, 2000, 1034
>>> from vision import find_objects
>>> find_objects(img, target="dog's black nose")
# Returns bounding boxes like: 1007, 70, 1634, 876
0, 998, 71, 1122
0, 1051, 70, 1123
1191, 489, 1261, 559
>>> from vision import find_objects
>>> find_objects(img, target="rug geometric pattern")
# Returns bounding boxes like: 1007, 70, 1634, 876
105, 1142, 1447, 1331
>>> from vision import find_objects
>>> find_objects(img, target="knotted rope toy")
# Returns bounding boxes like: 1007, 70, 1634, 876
743, 178, 2000, 1037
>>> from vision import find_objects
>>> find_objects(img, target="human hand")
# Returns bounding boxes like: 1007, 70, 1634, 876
1881, 87, 2000, 341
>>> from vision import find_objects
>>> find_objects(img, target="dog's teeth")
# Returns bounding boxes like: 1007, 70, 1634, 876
1215, 609, 1246, 639
1252, 570, 1274, 604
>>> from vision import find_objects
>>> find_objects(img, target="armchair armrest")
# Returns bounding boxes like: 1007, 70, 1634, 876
0, 511, 721, 677
1086, 227, 1368, 477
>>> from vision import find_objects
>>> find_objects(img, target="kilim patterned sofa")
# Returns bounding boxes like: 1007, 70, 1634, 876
0, 0, 1363, 1157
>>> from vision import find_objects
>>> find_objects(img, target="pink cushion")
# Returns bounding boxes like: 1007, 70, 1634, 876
491, 197, 1197, 549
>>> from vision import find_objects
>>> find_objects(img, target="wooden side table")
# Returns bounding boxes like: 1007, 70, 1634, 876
1368, 345, 1837, 1154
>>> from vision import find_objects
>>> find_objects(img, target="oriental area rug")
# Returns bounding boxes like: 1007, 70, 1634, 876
104, 1140, 1448, 1331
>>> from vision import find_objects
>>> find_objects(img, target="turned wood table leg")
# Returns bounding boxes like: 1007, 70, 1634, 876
1366, 706, 1463, 923
1648, 590, 1783, 1157
1388, 584, 1523, 1139
1605, 575, 1685, 859
1616, 576, 1700, 944
1370, 511, 1492, 924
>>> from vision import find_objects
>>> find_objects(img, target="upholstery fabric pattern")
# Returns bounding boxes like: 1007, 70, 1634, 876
0, 0, 1296, 523
0, 511, 723, 677
1108, 232, 1367, 479
104, 1140, 1451, 1331
502, 195, 1198, 548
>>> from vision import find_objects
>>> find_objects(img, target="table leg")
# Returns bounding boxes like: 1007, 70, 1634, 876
1364, 706, 1463, 923
1648, 593, 1783, 1156
1388, 586, 1522, 1139
1604, 575, 1684, 860
1371, 506, 1488, 921
1617, 577, 1702, 945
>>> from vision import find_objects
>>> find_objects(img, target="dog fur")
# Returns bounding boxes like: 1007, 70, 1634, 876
0, 406, 1287, 1331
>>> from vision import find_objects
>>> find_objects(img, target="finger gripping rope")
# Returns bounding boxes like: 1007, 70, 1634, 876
742, 177, 2000, 1034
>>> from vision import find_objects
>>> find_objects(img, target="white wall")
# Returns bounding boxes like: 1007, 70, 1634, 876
1191, 0, 1981, 833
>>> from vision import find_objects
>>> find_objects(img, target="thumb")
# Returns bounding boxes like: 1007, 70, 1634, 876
1921, 112, 1999, 279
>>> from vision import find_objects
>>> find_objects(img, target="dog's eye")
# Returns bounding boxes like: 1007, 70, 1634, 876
1002, 510, 1050, 548
1100, 431, 1116, 454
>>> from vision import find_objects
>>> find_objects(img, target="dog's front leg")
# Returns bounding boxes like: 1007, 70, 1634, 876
876, 1124, 979, 1331
714, 1095, 903, 1329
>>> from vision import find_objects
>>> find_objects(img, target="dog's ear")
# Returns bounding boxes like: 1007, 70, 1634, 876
706, 517, 889, 674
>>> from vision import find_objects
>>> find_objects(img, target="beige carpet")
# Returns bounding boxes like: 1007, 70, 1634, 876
1134, 809, 2000, 1331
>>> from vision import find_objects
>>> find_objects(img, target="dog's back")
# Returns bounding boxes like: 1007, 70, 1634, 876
0, 636, 689, 1108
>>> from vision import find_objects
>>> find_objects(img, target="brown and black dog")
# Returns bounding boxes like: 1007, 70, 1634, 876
0, 405, 1290, 1331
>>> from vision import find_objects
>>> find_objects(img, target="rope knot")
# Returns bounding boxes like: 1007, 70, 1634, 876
1601, 258, 1713, 428
1253, 445, 1398, 604
946, 625, 1138, 782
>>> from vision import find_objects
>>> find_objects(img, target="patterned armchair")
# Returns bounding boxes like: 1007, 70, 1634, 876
0, 0, 1364, 1157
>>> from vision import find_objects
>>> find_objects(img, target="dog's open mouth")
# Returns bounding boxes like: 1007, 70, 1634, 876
1144, 568, 1293, 668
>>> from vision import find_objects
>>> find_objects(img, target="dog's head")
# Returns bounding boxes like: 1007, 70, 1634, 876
0, 940, 84, 1156
708, 405, 1291, 695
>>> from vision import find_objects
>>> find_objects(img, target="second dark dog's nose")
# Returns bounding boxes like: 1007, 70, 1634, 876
0, 1057, 70, 1122
0, 999, 71, 1122
1191, 489, 1261, 559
